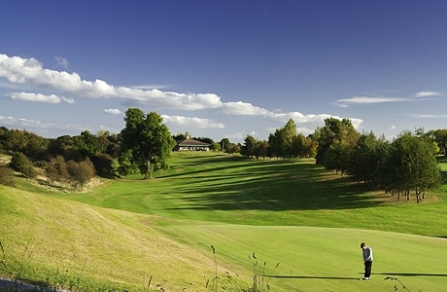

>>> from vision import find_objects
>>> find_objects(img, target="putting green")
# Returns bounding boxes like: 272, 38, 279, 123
171, 224, 447, 292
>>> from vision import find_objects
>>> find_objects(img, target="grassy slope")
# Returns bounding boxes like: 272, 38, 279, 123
1, 152, 447, 291
0, 185, 221, 291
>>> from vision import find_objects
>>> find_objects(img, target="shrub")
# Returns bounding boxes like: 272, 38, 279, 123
91, 153, 115, 178
67, 158, 95, 186
9, 152, 37, 178
0, 164, 15, 186
46, 155, 69, 181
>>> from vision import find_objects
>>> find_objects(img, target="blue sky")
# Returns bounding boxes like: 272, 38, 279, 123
1, 1, 446, 143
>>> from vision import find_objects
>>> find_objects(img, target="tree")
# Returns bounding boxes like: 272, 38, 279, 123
73, 130, 104, 157
267, 119, 298, 159
120, 108, 176, 178
281, 119, 298, 158
241, 135, 257, 158
383, 131, 443, 202
225, 143, 239, 155
91, 153, 115, 178
315, 118, 360, 165
220, 138, 230, 152
211, 142, 221, 152
9, 152, 37, 178
349, 132, 381, 186
427, 129, 447, 156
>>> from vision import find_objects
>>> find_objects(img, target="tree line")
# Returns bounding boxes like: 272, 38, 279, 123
0, 108, 235, 185
238, 118, 445, 202
1, 108, 446, 202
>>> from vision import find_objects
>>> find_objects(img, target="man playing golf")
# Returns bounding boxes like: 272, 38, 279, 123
360, 242, 373, 280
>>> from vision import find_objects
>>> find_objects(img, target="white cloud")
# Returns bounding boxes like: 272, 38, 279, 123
414, 91, 442, 98
0, 115, 82, 131
0, 53, 366, 136
121, 91, 222, 110
249, 130, 258, 137
131, 84, 169, 90
161, 115, 225, 129
61, 96, 75, 104
5, 92, 73, 104
221, 101, 270, 115
336, 92, 443, 107
407, 114, 447, 119
54, 56, 69, 68
225, 131, 244, 140
0, 114, 120, 137
390, 125, 396, 130
336, 96, 408, 106
0, 53, 223, 110
104, 108, 122, 115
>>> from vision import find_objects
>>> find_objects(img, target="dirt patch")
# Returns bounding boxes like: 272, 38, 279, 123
29, 175, 107, 194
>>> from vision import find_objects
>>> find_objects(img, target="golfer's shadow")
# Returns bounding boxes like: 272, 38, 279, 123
269, 275, 360, 280
375, 272, 447, 277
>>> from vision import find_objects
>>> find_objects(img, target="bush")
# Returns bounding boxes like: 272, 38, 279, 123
9, 152, 37, 178
46, 155, 69, 181
67, 158, 95, 185
0, 164, 15, 186
91, 153, 115, 178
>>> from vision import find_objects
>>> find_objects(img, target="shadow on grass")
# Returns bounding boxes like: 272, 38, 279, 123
0, 278, 59, 292
269, 275, 359, 280
163, 159, 385, 211
376, 272, 447, 277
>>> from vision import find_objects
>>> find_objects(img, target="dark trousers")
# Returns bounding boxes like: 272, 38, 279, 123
364, 261, 372, 278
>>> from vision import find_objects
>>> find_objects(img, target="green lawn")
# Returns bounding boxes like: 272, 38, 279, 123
1, 151, 447, 291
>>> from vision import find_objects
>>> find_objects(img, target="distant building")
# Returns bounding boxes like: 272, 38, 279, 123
174, 139, 210, 151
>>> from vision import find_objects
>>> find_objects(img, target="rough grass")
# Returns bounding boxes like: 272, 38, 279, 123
0, 186, 223, 291
1, 151, 447, 291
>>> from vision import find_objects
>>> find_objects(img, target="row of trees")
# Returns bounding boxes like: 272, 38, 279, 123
1, 109, 446, 200
238, 118, 444, 202
240, 119, 317, 159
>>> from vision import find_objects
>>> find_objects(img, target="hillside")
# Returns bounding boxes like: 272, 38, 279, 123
1, 152, 447, 291
0, 185, 225, 291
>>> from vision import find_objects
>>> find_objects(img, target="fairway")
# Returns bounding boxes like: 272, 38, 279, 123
1, 152, 447, 291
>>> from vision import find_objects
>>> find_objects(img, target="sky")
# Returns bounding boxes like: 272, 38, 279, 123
1, 1, 447, 143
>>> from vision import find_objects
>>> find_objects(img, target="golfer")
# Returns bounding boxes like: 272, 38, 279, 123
360, 242, 373, 280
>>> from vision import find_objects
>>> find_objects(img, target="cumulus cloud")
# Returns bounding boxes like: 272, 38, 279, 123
221, 100, 363, 130
221, 101, 270, 115
225, 131, 245, 140
0, 53, 366, 135
121, 91, 222, 110
161, 115, 225, 129
0, 53, 223, 110
54, 56, 69, 68
132, 84, 169, 90
5, 92, 74, 104
104, 108, 122, 115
